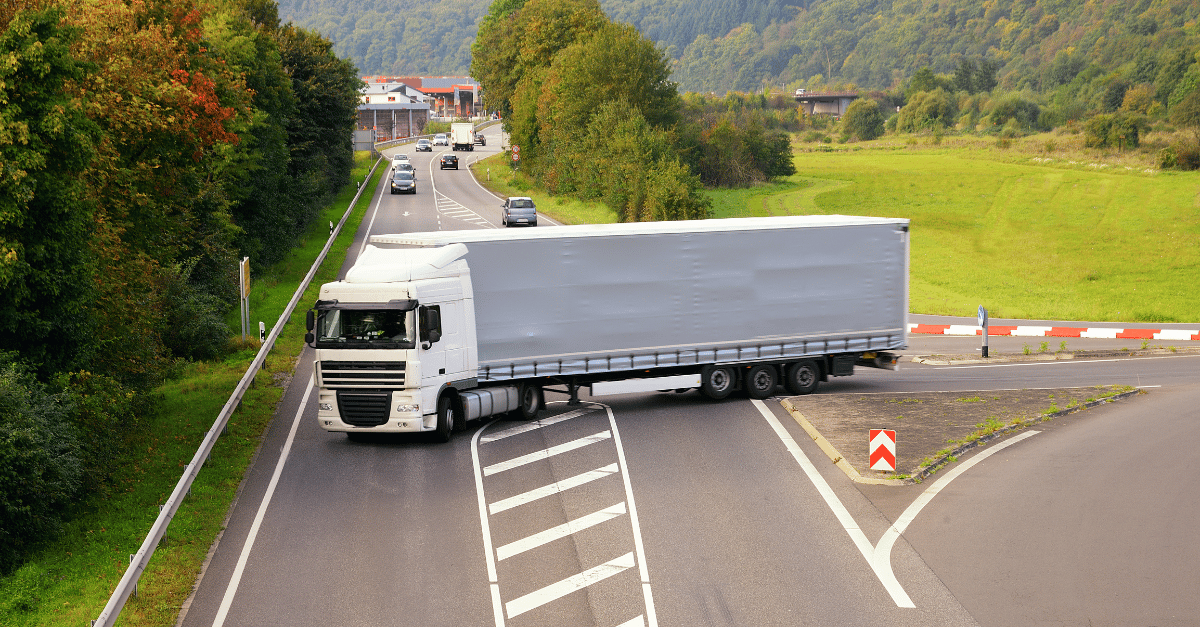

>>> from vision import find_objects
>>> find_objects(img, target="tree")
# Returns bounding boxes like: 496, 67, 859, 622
0, 6, 101, 377
842, 98, 885, 140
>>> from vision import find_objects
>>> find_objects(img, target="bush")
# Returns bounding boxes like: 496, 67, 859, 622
1158, 142, 1200, 170
842, 98, 885, 140
1084, 113, 1145, 149
0, 361, 83, 574
896, 88, 956, 132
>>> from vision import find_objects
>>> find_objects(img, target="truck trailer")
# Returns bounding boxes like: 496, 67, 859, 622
305, 215, 909, 441
450, 122, 475, 151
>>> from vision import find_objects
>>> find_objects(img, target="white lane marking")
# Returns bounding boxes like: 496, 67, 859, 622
212, 376, 314, 626
753, 399, 1041, 609
505, 552, 636, 618
603, 404, 658, 627
617, 615, 646, 627
355, 169, 390, 259
871, 431, 1040, 579
489, 464, 620, 514
482, 431, 612, 476
435, 192, 492, 226
481, 408, 599, 443
496, 503, 627, 561
471, 425, 506, 627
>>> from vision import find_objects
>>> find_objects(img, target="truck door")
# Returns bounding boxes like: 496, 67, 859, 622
420, 305, 448, 386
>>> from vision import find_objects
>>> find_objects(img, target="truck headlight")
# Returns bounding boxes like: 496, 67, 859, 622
396, 404, 420, 413
319, 402, 334, 411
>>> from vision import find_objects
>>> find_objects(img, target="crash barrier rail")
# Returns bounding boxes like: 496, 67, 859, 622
92, 154, 386, 626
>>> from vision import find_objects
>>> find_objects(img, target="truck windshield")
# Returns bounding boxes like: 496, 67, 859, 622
315, 309, 415, 348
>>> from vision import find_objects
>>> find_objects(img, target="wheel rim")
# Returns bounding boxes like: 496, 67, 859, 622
710, 368, 731, 393
752, 370, 772, 392
796, 366, 815, 387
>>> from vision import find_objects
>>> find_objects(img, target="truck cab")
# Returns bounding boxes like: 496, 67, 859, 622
306, 245, 479, 441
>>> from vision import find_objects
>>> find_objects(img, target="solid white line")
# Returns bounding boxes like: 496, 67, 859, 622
750, 400, 895, 604
489, 464, 620, 514
482, 431, 612, 476
355, 170, 389, 259
753, 399, 1044, 610
617, 615, 647, 627
505, 552, 636, 618
496, 503, 627, 561
471, 426, 505, 627
212, 375, 314, 627
604, 405, 659, 627
871, 431, 1040, 583
481, 407, 598, 443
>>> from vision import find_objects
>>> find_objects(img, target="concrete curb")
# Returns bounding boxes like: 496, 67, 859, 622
780, 389, 1144, 486
780, 398, 906, 486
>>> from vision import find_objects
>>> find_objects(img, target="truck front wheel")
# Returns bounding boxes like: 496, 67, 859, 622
700, 365, 735, 400
785, 360, 820, 395
435, 395, 458, 442
514, 384, 543, 420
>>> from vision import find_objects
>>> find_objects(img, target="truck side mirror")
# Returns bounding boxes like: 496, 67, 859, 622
419, 306, 442, 344
304, 310, 315, 345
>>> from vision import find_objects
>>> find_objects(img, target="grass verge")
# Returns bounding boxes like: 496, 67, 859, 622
0, 152, 385, 627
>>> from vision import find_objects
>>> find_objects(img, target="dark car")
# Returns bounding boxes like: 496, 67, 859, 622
474, 132, 486, 146
440, 154, 459, 170
390, 170, 416, 194
394, 162, 417, 180
415, 138, 433, 152
502, 196, 537, 227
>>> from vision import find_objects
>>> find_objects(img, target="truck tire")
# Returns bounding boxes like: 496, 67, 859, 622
744, 364, 777, 400
514, 384, 543, 420
700, 365, 735, 400
435, 395, 458, 442
784, 360, 819, 395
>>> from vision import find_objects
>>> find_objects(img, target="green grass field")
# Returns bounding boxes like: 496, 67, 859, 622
706, 145, 1200, 323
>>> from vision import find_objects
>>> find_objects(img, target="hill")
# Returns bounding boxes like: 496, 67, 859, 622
278, 0, 1199, 99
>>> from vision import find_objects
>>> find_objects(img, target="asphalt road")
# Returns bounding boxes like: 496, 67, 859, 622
177, 136, 1200, 626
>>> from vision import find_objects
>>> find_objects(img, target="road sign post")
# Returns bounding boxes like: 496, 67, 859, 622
978, 305, 989, 358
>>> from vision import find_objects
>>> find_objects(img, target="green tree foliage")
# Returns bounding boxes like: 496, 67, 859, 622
0, 0, 360, 570
841, 98, 885, 140
896, 88, 956, 132
0, 6, 101, 377
0, 359, 82, 573
1083, 113, 1144, 149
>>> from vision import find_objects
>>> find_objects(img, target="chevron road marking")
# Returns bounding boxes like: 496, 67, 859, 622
505, 552, 636, 618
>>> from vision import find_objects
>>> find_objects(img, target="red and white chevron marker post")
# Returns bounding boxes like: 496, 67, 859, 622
870, 429, 897, 472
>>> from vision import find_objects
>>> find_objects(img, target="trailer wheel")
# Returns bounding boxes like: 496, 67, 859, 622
435, 395, 458, 442
700, 365, 735, 400
745, 364, 777, 400
514, 384, 543, 420
785, 360, 820, 395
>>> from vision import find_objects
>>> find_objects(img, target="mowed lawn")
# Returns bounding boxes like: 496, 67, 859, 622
709, 148, 1200, 323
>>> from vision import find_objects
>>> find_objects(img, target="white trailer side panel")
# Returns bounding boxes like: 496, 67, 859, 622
373, 216, 908, 382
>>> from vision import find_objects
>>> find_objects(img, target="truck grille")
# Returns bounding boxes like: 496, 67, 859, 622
336, 391, 390, 426
320, 361, 405, 388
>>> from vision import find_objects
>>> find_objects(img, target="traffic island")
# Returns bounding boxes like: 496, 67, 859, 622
781, 385, 1141, 485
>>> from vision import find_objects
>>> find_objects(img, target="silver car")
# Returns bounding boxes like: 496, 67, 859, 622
433, 133, 448, 146
502, 197, 537, 227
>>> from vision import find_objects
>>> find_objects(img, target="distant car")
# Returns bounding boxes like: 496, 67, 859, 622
502, 196, 537, 227
390, 153, 410, 171
433, 133, 449, 146
474, 132, 486, 146
795, 88, 807, 96
394, 162, 417, 179
390, 170, 416, 194
440, 153, 459, 170
415, 139, 432, 152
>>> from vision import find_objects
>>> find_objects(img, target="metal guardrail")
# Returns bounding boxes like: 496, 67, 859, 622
91, 154, 386, 626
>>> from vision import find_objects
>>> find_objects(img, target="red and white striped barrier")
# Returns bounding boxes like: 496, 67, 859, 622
908, 324, 1200, 341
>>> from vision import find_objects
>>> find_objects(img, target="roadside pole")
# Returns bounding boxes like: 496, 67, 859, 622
978, 305, 989, 357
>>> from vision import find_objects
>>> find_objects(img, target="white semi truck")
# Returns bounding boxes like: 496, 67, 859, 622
305, 216, 909, 441
450, 122, 475, 151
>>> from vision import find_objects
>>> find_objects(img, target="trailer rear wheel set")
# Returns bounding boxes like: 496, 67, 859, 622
698, 358, 823, 401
